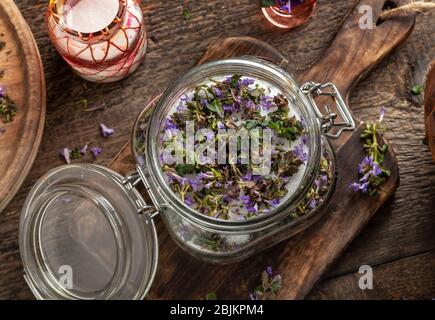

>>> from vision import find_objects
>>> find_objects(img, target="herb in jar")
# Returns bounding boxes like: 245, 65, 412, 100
159, 75, 307, 221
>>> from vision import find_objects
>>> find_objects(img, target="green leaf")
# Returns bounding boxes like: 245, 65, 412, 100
411, 84, 423, 95
267, 121, 280, 132
207, 99, 224, 117
175, 164, 196, 175
230, 74, 242, 88
260, 0, 276, 7
205, 293, 218, 300
183, 9, 191, 20
245, 120, 259, 130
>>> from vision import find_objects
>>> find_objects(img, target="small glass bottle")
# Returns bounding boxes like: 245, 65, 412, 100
262, 0, 317, 29
47, 0, 147, 83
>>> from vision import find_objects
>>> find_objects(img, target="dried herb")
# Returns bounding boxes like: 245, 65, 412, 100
411, 84, 423, 95
159, 75, 306, 220
350, 107, 390, 197
0, 91, 17, 123
205, 293, 218, 300
260, 0, 276, 7
183, 9, 191, 20
250, 267, 282, 300
60, 144, 102, 164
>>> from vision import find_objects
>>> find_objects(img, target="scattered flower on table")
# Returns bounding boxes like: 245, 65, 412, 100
60, 148, 71, 164
250, 266, 282, 300
100, 123, 115, 137
80, 144, 88, 155
90, 146, 103, 158
350, 107, 391, 197
0, 127, 5, 134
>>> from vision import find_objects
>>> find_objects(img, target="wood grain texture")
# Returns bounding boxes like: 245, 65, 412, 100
0, 0, 434, 300
424, 62, 435, 161
0, 0, 45, 213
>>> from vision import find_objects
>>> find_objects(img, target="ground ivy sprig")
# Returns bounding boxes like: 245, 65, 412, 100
350, 107, 390, 197
250, 267, 282, 300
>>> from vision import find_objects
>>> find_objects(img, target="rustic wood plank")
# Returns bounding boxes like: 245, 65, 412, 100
0, 0, 433, 299
308, 251, 435, 300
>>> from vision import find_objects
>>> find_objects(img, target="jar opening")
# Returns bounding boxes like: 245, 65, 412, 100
135, 58, 322, 230
50, 0, 126, 39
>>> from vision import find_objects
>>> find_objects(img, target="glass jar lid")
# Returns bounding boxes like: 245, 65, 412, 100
19, 164, 158, 300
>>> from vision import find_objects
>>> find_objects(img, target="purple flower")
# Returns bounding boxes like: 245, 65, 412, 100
80, 144, 88, 155
217, 121, 226, 130
349, 181, 369, 193
205, 131, 214, 141
266, 266, 273, 276
200, 99, 209, 107
260, 96, 274, 110
245, 100, 257, 111
0, 127, 5, 134
164, 118, 177, 131
90, 146, 103, 157
269, 199, 280, 208
198, 172, 214, 179
188, 178, 203, 192
320, 174, 328, 185
372, 162, 382, 176
242, 171, 253, 181
358, 156, 373, 174
223, 104, 236, 113
100, 123, 114, 137
0, 86, 6, 98
379, 106, 385, 123
60, 148, 71, 164
176, 102, 188, 112
184, 195, 195, 207
247, 203, 258, 214
240, 78, 255, 86
301, 134, 309, 145
239, 195, 250, 205
213, 87, 222, 98
293, 143, 308, 162
309, 198, 317, 209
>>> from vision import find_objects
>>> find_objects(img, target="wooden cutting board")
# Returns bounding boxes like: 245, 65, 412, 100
0, 0, 45, 213
109, 0, 414, 299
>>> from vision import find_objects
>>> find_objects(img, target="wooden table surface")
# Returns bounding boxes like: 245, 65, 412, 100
0, 0, 434, 299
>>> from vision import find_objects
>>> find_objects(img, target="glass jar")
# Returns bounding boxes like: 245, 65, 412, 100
19, 57, 354, 299
47, 0, 147, 83
262, 0, 317, 29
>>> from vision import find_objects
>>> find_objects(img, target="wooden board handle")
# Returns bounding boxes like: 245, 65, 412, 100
299, 0, 414, 102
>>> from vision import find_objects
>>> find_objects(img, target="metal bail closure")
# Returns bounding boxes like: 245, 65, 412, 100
301, 81, 355, 139
122, 169, 160, 222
